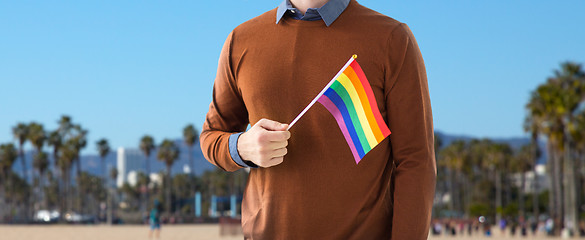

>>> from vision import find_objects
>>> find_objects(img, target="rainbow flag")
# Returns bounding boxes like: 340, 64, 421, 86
288, 55, 391, 164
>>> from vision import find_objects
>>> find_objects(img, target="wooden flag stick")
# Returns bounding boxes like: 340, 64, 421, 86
287, 54, 357, 130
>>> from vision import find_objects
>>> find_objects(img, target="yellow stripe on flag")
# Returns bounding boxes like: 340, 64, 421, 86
337, 73, 378, 148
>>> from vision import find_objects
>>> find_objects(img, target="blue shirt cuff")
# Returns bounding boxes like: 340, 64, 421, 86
229, 132, 258, 168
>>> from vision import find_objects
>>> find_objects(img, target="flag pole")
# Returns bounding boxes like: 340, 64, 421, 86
287, 54, 357, 130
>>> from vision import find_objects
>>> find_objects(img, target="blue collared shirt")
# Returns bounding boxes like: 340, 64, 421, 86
228, 0, 350, 168
276, 0, 350, 27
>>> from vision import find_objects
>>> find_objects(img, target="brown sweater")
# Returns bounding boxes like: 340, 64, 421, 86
201, 1, 436, 239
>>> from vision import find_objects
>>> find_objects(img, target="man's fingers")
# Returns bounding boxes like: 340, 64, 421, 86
256, 118, 288, 131
267, 141, 288, 150
264, 157, 284, 167
270, 147, 288, 158
261, 129, 290, 142
241, 118, 291, 168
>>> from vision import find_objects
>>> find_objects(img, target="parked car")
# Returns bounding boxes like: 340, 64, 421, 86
34, 210, 59, 223
64, 211, 97, 224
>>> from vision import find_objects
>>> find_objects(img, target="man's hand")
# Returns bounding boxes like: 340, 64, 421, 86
237, 118, 291, 168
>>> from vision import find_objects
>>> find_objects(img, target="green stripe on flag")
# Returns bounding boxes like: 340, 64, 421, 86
331, 81, 372, 153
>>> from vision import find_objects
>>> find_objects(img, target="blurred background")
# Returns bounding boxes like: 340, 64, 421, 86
1, 0, 584, 239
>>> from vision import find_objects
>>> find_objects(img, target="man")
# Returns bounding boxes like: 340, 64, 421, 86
200, 0, 436, 239
148, 200, 161, 239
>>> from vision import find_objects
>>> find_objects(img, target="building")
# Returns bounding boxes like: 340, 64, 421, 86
116, 147, 144, 188
115, 140, 216, 188
510, 164, 549, 194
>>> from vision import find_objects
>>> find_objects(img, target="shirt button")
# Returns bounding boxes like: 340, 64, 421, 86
291, 10, 296, 13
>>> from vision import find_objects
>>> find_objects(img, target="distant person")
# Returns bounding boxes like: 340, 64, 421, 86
545, 218, 554, 236
148, 200, 161, 239
432, 220, 442, 235
499, 218, 507, 235
484, 224, 492, 237
201, 0, 435, 239
530, 218, 538, 235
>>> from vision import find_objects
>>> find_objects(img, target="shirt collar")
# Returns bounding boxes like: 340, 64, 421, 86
275, 0, 350, 27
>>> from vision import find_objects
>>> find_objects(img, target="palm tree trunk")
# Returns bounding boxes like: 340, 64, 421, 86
189, 146, 194, 178
531, 138, 540, 220
0, 172, 6, 223
19, 148, 28, 183
465, 174, 473, 218
38, 171, 43, 210
59, 168, 65, 222
107, 184, 113, 225
76, 158, 82, 214
550, 142, 564, 235
495, 169, 502, 224
578, 150, 585, 229
145, 154, 150, 210
189, 145, 195, 216
449, 168, 457, 213
563, 141, 578, 235
519, 170, 526, 219
556, 150, 564, 234
32, 169, 37, 218
9, 173, 15, 223
19, 148, 30, 222
42, 171, 48, 211
68, 164, 74, 214
166, 165, 171, 215
546, 142, 557, 233
505, 170, 512, 208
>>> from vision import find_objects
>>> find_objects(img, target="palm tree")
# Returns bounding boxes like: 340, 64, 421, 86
523, 116, 542, 221
554, 62, 585, 234
46, 130, 63, 219
183, 124, 199, 215
157, 139, 180, 214
58, 115, 73, 137
486, 142, 512, 224
108, 167, 118, 225
33, 152, 49, 210
71, 125, 87, 181
140, 135, 155, 208
439, 140, 468, 216
110, 168, 118, 186
0, 143, 18, 223
183, 124, 199, 177
570, 111, 585, 221
12, 122, 30, 221
0, 143, 18, 188
58, 141, 77, 215
27, 123, 46, 152
526, 79, 564, 234
96, 139, 110, 184
27, 122, 46, 213
70, 125, 87, 213
12, 123, 29, 181
47, 131, 62, 163
510, 145, 533, 219
525, 62, 585, 234
96, 138, 110, 220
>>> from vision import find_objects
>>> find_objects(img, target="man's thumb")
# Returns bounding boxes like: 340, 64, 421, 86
256, 118, 288, 131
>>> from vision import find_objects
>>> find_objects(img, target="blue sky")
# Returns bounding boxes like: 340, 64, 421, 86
1, 1, 584, 154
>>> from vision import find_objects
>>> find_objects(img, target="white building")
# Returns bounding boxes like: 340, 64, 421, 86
125, 170, 163, 188
116, 147, 144, 188
510, 164, 549, 194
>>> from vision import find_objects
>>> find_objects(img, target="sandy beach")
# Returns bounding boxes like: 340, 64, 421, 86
0, 224, 573, 240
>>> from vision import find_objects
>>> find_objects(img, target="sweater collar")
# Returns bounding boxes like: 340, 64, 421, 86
276, 0, 350, 27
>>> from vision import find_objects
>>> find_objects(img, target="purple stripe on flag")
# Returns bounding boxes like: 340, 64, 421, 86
318, 94, 361, 163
